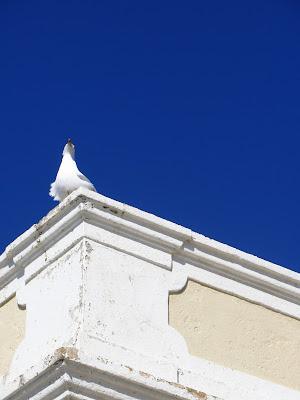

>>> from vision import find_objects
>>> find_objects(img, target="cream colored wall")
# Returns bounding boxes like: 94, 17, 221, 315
169, 280, 300, 390
0, 296, 26, 376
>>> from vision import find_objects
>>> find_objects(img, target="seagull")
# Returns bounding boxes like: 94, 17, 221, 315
49, 139, 96, 202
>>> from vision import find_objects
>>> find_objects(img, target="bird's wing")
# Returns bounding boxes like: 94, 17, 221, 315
76, 171, 96, 191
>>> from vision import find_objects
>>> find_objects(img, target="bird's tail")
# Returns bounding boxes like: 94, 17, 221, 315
49, 182, 55, 197
49, 182, 60, 201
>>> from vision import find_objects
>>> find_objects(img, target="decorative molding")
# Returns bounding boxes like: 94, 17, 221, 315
2, 354, 300, 400
1, 359, 216, 400
0, 188, 299, 317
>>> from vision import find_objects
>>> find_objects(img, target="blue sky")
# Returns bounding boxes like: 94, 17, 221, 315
1, 1, 300, 272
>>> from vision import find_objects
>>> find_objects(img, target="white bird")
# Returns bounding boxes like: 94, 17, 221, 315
50, 139, 96, 202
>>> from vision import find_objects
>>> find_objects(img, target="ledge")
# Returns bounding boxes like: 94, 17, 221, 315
1, 358, 216, 400
2, 351, 299, 400
0, 188, 299, 318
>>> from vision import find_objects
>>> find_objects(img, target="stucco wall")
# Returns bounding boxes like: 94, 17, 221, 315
0, 297, 26, 376
169, 280, 300, 390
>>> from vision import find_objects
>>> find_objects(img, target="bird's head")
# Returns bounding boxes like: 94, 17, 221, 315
63, 138, 75, 159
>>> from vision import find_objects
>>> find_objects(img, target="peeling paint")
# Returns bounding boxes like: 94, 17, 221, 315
102, 204, 124, 216
53, 347, 78, 362
186, 387, 207, 400
124, 365, 133, 372
137, 369, 207, 400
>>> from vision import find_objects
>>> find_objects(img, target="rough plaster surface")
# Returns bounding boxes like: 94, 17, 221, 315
0, 297, 25, 376
169, 280, 300, 390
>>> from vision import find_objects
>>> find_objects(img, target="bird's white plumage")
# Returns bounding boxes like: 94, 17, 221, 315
50, 140, 96, 202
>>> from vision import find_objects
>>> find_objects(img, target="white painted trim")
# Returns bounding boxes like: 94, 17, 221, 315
1, 360, 216, 400
2, 356, 300, 400
0, 188, 299, 318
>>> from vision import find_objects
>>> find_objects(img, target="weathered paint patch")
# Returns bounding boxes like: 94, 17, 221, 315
53, 347, 79, 362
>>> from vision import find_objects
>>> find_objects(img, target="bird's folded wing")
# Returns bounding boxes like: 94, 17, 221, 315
77, 171, 96, 191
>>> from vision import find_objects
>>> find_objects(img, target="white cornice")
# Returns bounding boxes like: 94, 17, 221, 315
3, 355, 299, 400
2, 359, 217, 400
0, 188, 299, 318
